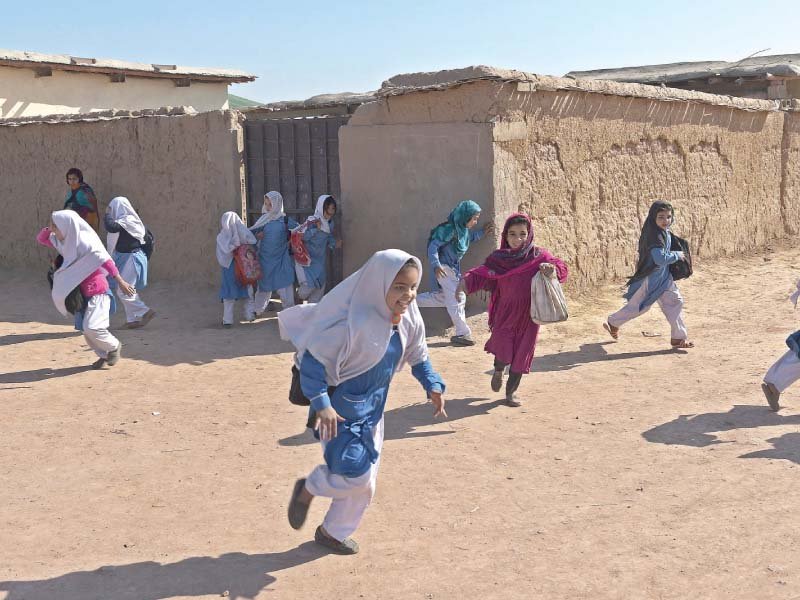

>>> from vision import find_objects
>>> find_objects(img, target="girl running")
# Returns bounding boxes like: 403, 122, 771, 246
105, 197, 155, 329
416, 200, 493, 346
604, 201, 694, 349
296, 195, 341, 303
249, 191, 298, 315
460, 213, 568, 406
281, 249, 446, 555
37, 210, 135, 368
216, 211, 257, 327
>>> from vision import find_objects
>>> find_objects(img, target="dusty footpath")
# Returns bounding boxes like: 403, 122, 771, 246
3, 245, 800, 600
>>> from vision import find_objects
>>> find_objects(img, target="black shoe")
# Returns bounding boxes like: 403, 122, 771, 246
288, 478, 311, 530
506, 393, 522, 407
91, 358, 107, 370
450, 334, 476, 346
106, 344, 121, 366
762, 383, 781, 412
491, 369, 504, 392
314, 525, 359, 555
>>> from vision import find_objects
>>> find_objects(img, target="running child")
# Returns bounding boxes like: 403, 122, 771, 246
460, 213, 568, 406
604, 201, 694, 349
105, 196, 155, 329
37, 210, 135, 369
762, 281, 800, 411
216, 211, 257, 327
249, 191, 298, 315
296, 195, 341, 303
281, 249, 446, 555
416, 200, 493, 346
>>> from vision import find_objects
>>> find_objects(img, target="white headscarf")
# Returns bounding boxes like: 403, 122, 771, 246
50, 210, 112, 317
216, 211, 256, 268
106, 196, 146, 254
311, 194, 333, 233
249, 191, 286, 231
278, 249, 430, 386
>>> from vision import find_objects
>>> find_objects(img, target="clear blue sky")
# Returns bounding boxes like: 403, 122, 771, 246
3, 0, 799, 103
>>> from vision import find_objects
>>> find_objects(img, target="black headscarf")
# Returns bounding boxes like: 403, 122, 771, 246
627, 201, 674, 286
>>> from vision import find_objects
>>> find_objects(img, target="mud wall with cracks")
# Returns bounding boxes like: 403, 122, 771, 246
491, 86, 787, 293
781, 111, 800, 236
0, 110, 246, 285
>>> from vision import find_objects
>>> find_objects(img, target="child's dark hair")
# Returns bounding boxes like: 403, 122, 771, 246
653, 201, 674, 215
401, 258, 419, 271
323, 196, 337, 213
506, 215, 529, 230
66, 167, 83, 183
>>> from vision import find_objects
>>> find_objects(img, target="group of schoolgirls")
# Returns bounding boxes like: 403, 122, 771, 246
37, 190, 155, 370
280, 199, 697, 556
216, 193, 339, 327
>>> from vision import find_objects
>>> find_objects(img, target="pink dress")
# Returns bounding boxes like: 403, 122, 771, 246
463, 249, 568, 374
36, 227, 119, 296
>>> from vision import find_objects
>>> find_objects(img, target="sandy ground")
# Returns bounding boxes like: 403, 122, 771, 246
3, 245, 800, 600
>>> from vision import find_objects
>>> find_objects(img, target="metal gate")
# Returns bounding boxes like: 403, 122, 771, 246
243, 115, 348, 288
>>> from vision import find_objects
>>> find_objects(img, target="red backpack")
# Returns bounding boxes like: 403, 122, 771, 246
290, 220, 313, 267
234, 244, 262, 286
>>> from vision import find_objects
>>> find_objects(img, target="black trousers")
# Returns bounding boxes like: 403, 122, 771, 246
494, 358, 522, 395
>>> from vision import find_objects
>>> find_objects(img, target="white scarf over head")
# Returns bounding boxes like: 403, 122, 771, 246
250, 191, 286, 230
311, 194, 333, 233
50, 210, 112, 317
106, 196, 146, 254
216, 211, 256, 268
278, 249, 430, 386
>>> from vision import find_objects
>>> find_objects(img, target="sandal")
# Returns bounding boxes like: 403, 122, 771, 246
670, 339, 694, 349
603, 322, 619, 340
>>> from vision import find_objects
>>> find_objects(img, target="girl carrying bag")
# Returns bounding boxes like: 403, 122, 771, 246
530, 265, 569, 325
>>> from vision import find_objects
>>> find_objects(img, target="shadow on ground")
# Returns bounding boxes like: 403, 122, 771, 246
642, 405, 800, 448
279, 396, 504, 447
532, 342, 683, 372
0, 331, 80, 346
0, 543, 327, 600
0, 365, 94, 384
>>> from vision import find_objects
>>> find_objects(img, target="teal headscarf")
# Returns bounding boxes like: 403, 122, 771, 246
428, 200, 482, 260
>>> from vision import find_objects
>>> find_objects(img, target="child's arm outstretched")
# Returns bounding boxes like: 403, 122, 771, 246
404, 325, 447, 417
299, 350, 343, 441
410, 359, 447, 417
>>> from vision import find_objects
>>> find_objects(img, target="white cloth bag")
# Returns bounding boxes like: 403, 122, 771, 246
530, 267, 568, 325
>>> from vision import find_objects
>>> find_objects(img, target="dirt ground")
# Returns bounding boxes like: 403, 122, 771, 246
4, 244, 800, 600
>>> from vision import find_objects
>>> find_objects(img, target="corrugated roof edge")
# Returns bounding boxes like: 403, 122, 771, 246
0, 48, 255, 82
565, 54, 800, 84
378, 66, 781, 113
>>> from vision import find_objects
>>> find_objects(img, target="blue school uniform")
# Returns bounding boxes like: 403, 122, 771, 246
251, 217, 298, 292
300, 222, 336, 289
426, 229, 484, 291
300, 330, 445, 478
109, 250, 148, 290
219, 262, 249, 300
624, 231, 683, 311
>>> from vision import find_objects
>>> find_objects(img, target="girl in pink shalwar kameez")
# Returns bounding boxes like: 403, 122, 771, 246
460, 213, 568, 406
